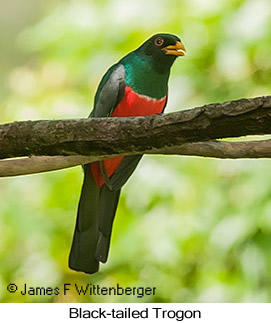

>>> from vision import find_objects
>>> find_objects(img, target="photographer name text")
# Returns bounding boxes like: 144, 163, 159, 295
6, 283, 155, 298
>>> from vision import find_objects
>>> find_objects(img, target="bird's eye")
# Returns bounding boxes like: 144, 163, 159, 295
154, 37, 164, 47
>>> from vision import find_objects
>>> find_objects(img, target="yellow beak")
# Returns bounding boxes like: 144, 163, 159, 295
163, 41, 186, 56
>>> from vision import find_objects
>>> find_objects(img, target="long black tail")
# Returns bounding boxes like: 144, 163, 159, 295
69, 165, 120, 274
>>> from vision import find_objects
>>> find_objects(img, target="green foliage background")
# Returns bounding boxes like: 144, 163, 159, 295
1, 0, 271, 302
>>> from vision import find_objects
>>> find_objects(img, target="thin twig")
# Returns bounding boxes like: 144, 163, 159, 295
1, 139, 271, 177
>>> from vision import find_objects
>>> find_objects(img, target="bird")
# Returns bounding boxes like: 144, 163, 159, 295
69, 33, 186, 274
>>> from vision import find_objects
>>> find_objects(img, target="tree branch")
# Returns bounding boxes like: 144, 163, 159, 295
0, 95, 271, 177
2, 139, 271, 177
1, 95, 271, 160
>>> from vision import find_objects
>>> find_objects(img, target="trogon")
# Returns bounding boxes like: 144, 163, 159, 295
69, 33, 186, 274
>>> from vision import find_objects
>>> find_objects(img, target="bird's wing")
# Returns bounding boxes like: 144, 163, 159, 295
90, 64, 126, 117
69, 64, 126, 273
100, 155, 143, 191
90, 63, 143, 190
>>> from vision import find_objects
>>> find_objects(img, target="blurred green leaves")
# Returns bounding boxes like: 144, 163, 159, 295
1, 0, 271, 302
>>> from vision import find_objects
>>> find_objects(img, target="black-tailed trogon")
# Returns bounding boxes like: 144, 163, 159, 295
69, 33, 186, 274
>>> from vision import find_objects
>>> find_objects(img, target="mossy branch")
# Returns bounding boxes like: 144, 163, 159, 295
1, 95, 271, 177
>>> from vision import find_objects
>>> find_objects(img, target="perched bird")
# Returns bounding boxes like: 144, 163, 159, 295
69, 33, 186, 274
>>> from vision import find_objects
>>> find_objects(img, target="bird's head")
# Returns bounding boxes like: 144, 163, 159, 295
136, 33, 186, 72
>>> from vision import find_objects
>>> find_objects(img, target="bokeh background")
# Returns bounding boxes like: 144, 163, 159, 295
1, 0, 271, 302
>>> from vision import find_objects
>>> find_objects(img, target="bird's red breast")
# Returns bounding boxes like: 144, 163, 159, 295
91, 86, 167, 187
